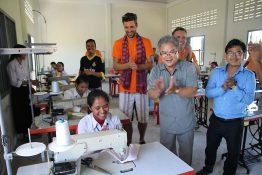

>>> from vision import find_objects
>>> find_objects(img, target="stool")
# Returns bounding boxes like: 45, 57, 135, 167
153, 101, 159, 125
110, 78, 119, 97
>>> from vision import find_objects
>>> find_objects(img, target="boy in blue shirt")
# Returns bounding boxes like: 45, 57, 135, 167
197, 39, 256, 175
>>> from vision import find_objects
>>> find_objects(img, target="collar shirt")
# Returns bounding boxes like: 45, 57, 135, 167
53, 71, 68, 77
206, 65, 256, 119
77, 112, 122, 134
7, 59, 29, 87
64, 88, 90, 99
147, 61, 198, 134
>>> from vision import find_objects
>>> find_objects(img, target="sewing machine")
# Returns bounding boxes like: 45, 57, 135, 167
48, 129, 127, 175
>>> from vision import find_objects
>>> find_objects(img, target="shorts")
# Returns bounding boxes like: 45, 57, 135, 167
119, 92, 149, 123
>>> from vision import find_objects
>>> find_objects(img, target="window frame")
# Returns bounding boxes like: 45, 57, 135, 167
188, 35, 205, 66
246, 29, 262, 60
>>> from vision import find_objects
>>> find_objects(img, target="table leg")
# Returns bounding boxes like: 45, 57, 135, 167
203, 96, 208, 128
109, 77, 112, 96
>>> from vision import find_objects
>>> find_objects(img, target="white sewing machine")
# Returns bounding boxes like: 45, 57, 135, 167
48, 129, 127, 175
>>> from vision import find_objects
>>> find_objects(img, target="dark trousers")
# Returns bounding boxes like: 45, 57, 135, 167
204, 113, 243, 175
11, 86, 32, 133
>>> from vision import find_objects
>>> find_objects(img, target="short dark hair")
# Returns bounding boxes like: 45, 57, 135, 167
86, 39, 96, 47
87, 89, 109, 107
122, 12, 137, 23
225, 39, 246, 53
10, 44, 26, 61
57, 61, 64, 67
172, 27, 187, 36
50, 61, 56, 65
75, 74, 89, 85
211, 61, 218, 67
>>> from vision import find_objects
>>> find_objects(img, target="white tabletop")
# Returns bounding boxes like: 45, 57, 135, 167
244, 110, 262, 121
17, 142, 194, 175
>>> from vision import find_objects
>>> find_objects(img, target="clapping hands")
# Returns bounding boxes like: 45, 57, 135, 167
165, 76, 175, 95
223, 77, 236, 90
154, 76, 176, 96
128, 58, 138, 70
248, 43, 262, 62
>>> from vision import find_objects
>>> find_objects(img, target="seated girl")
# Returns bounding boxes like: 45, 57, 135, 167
64, 74, 90, 99
53, 61, 68, 77
52, 62, 69, 85
78, 89, 122, 134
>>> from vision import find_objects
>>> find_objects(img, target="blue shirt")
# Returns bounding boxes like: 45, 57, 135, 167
206, 65, 256, 119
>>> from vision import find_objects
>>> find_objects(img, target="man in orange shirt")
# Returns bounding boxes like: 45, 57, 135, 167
248, 43, 262, 85
112, 12, 153, 145
172, 27, 200, 75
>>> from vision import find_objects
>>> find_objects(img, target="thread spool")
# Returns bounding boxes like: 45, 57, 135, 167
51, 81, 60, 93
55, 119, 71, 146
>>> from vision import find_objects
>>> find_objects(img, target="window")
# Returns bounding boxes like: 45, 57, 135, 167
188, 36, 205, 65
246, 29, 262, 59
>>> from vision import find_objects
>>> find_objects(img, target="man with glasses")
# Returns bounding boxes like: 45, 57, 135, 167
148, 35, 197, 165
197, 39, 256, 175
112, 12, 154, 145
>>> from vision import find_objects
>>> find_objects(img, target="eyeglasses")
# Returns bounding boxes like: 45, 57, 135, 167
160, 49, 178, 57
226, 51, 243, 57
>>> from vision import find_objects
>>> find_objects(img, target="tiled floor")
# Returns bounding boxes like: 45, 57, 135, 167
11, 81, 262, 175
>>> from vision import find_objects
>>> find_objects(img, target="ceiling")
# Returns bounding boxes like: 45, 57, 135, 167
127, 0, 178, 4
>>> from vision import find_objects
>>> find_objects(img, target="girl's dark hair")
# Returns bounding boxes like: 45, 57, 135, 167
211, 61, 218, 67
57, 62, 64, 67
75, 74, 89, 85
10, 44, 26, 61
87, 89, 109, 107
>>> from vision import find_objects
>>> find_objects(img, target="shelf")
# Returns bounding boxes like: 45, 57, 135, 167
0, 47, 56, 55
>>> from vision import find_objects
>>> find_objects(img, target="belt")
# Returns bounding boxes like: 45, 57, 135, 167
213, 114, 243, 123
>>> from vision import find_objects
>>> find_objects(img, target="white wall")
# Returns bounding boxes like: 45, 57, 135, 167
167, 0, 262, 66
226, 0, 262, 44
111, 2, 167, 47
39, 0, 166, 74
167, 0, 228, 66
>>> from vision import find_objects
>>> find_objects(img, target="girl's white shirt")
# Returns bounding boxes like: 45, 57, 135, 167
78, 112, 122, 134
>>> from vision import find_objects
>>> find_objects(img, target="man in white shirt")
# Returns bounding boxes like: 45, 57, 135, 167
6, 44, 38, 136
